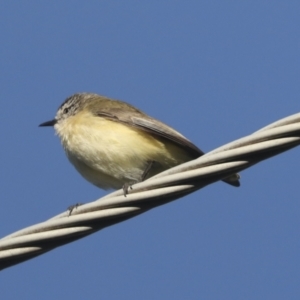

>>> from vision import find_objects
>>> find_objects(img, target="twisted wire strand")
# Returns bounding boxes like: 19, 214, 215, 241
1, 112, 300, 270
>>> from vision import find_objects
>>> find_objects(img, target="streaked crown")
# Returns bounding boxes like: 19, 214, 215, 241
56, 93, 99, 122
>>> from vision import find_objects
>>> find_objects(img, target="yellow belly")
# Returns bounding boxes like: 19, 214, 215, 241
55, 111, 194, 189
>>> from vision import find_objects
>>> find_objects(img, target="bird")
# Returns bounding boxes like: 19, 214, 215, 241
39, 93, 240, 194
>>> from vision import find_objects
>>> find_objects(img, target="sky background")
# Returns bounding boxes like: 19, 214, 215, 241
1, 1, 300, 299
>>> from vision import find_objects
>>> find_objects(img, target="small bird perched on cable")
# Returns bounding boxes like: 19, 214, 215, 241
39, 93, 240, 194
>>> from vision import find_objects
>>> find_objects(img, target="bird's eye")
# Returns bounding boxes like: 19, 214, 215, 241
63, 107, 70, 114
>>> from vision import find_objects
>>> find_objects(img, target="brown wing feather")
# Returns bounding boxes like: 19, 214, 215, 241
93, 100, 204, 158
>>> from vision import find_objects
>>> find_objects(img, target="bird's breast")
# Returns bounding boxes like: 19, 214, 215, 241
54, 111, 176, 189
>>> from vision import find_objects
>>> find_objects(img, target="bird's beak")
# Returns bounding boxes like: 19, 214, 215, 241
39, 119, 57, 127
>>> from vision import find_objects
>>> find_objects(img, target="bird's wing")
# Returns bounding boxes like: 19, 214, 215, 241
94, 102, 204, 158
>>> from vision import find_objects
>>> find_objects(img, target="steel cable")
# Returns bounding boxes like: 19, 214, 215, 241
1, 112, 300, 270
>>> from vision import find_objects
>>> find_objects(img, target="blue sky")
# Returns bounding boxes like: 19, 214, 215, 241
1, 1, 300, 299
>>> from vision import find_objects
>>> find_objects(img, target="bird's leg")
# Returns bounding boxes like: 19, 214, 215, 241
122, 183, 133, 196
68, 203, 83, 216
141, 160, 156, 181
122, 160, 156, 196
